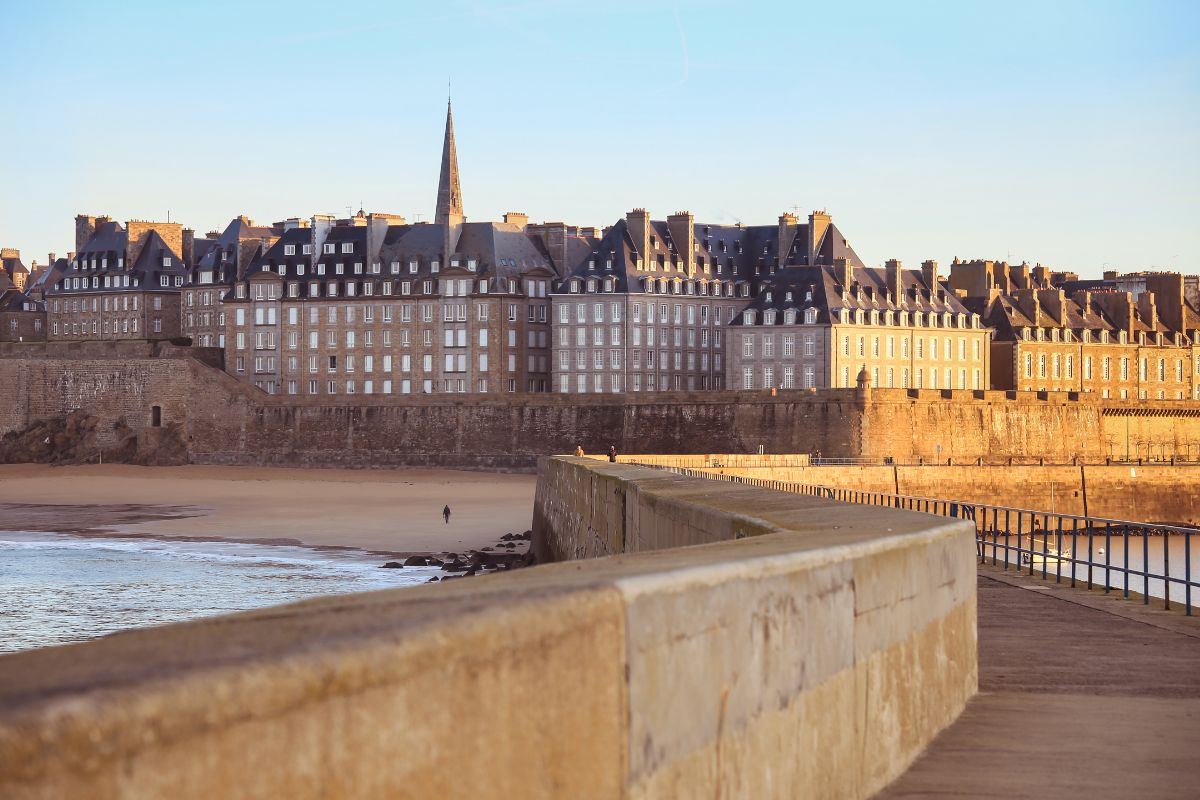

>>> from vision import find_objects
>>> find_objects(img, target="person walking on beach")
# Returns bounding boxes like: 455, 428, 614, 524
443, 505, 451, 524
608, 445, 618, 463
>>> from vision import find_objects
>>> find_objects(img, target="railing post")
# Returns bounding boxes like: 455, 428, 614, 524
1163, 531, 1171, 612
1143, 527, 1150, 605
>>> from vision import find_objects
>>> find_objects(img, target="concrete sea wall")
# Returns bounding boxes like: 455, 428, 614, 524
0, 458, 977, 799
533, 457, 978, 797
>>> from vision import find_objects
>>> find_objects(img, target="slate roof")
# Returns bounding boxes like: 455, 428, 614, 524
48, 221, 186, 295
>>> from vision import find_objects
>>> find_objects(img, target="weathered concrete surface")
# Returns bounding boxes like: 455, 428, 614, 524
875, 568, 1200, 799
1, 458, 976, 799
535, 458, 979, 798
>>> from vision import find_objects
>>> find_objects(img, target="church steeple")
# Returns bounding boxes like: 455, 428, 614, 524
435, 99, 463, 226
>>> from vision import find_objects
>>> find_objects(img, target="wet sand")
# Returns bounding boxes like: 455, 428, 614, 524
0, 465, 536, 555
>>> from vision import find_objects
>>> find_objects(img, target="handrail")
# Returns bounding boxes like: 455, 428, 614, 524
633, 462, 1199, 615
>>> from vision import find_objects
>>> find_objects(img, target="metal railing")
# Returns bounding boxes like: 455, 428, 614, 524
642, 464, 1199, 614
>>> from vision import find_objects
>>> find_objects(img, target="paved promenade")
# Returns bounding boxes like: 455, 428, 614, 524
878, 565, 1200, 798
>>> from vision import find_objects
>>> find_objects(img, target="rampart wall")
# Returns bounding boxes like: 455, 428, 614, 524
625, 459, 1200, 526
0, 457, 978, 799
2, 350, 1200, 468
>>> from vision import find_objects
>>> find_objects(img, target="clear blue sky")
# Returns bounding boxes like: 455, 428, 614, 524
1, 0, 1196, 278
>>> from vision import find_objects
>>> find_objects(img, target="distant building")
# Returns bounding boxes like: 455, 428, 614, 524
952, 259, 1200, 399
46, 217, 187, 340
218, 102, 579, 396
1, 249, 29, 292
0, 271, 45, 342
550, 210, 989, 394
731, 258, 990, 392
182, 216, 279, 348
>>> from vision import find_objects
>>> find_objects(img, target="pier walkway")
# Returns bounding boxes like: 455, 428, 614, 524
878, 565, 1200, 798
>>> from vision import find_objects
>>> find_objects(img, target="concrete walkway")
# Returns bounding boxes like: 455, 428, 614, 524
877, 565, 1200, 799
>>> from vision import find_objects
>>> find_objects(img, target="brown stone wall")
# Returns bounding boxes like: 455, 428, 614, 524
126, 221, 184, 267
3, 352, 1200, 471
705, 463, 1200, 526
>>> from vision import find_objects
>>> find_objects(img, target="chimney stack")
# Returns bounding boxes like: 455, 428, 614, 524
666, 211, 695, 275
834, 256, 853, 291
503, 212, 529, 229
777, 213, 800, 264
921, 259, 939, 293
1144, 273, 1185, 333
626, 208, 651, 267
807, 210, 831, 265
885, 258, 903, 300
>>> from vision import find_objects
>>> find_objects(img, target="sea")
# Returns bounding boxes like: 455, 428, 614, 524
0, 531, 441, 654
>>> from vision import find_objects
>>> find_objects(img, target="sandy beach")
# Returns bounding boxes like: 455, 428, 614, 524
0, 464, 536, 555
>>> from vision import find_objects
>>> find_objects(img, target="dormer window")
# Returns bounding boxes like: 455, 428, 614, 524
764, 310, 776, 325
340, 243, 353, 254
302, 244, 312, 255
765, 291, 773, 303
160, 275, 169, 287
277, 264, 285, 276
236, 284, 246, 299
323, 243, 335, 254
588, 259, 595, 271
335, 263, 344, 275
317, 264, 326, 276
284, 245, 296, 256
586, 278, 597, 293
570, 280, 580, 294
804, 308, 818, 325
431, 261, 440, 273
603, 278, 613, 292
467, 259, 477, 272
370, 262, 380, 274
162, 256, 172, 267
784, 310, 796, 325
743, 310, 755, 325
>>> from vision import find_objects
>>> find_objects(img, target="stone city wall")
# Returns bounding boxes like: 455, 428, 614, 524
626, 460, 1200, 527
3, 350, 1200, 469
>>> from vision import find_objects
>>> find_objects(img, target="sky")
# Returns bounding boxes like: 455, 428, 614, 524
1, 0, 1197, 278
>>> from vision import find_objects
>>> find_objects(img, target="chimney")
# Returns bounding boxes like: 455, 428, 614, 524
666, 211, 695, 275
1144, 273, 1185, 333
1094, 291, 1136, 340
1036, 288, 1066, 325
1103, 270, 1118, 281
1031, 263, 1050, 288
74, 214, 98, 253
48, 251, 57, 266
529, 222, 569, 277
834, 256, 853, 291
626, 208, 651, 267
1014, 288, 1041, 326
1009, 261, 1031, 290
503, 212, 529, 228
182, 228, 195, 267
1137, 291, 1158, 333
885, 258, 903, 300
777, 212, 800, 264
807, 210, 831, 265
921, 260, 939, 293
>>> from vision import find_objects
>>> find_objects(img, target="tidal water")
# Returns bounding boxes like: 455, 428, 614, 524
0, 531, 440, 653
980, 532, 1200, 607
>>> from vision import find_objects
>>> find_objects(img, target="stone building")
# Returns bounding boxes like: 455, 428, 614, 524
0, 272, 45, 342
46, 217, 187, 340
182, 216, 279, 347
551, 210, 989, 394
952, 260, 1200, 399
550, 210, 833, 393
24, 255, 68, 303
219, 102, 574, 395
1, 249, 29, 292
729, 258, 990, 391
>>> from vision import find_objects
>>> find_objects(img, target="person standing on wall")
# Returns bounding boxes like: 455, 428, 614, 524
443, 505, 451, 524
574, 444, 585, 457
608, 445, 618, 463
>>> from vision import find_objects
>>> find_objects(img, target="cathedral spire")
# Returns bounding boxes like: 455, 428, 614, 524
435, 98, 463, 226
